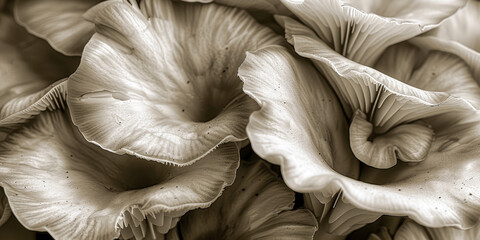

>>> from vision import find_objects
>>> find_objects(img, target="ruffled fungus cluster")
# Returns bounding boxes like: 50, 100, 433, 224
1, 0, 480, 239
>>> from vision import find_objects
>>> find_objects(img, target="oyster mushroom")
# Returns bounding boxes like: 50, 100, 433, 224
0, 108, 239, 239
239, 45, 480, 238
280, 17, 480, 169
277, 0, 466, 66
167, 157, 317, 240
67, 0, 283, 165
0, 13, 78, 129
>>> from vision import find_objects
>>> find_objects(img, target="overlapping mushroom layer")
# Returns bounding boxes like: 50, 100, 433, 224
277, 15, 480, 170
13, 0, 290, 56
411, 0, 480, 81
426, 0, 480, 53
274, 1, 480, 173
67, 0, 283, 165
0, 109, 239, 239
3, 0, 480, 239
278, 0, 466, 66
0, 13, 78, 130
240, 44, 480, 237
14, 0, 101, 56
168, 157, 317, 240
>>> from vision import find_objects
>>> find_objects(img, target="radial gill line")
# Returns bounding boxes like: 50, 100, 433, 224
369, 84, 385, 123
342, 20, 353, 57
118, 208, 185, 239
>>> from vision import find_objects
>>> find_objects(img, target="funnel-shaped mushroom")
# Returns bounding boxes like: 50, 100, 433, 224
0, 109, 239, 239
67, 0, 283, 166
240, 45, 480, 235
